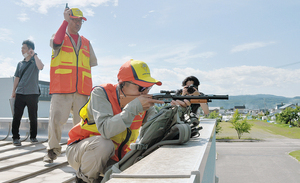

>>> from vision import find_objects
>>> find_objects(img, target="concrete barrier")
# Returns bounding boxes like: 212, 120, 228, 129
0, 118, 73, 141
107, 119, 218, 183
0, 118, 218, 183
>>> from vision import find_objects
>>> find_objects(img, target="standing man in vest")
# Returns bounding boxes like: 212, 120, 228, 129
11, 40, 44, 146
66, 59, 190, 183
43, 7, 98, 163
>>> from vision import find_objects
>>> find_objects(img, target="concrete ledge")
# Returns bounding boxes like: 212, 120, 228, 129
107, 119, 217, 183
0, 118, 73, 123
216, 139, 262, 142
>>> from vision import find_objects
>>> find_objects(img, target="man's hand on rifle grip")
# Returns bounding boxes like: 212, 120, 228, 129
138, 95, 164, 111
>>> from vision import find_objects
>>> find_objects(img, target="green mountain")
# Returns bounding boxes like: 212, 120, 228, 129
209, 94, 300, 109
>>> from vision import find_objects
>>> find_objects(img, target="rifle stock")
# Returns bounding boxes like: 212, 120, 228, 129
119, 90, 229, 108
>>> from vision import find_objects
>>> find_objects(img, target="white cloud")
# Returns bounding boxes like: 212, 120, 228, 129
164, 51, 216, 64
113, 0, 118, 6
0, 56, 18, 77
231, 41, 275, 53
28, 36, 34, 41
110, 11, 117, 18
143, 10, 155, 18
144, 43, 216, 65
0, 28, 14, 43
89, 56, 300, 97
83, 8, 95, 17
17, 13, 30, 22
2, 48, 298, 98
128, 44, 136, 47
151, 65, 300, 97
95, 56, 131, 67
18, 0, 117, 14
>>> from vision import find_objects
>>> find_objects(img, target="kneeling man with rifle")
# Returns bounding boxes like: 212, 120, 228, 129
66, 59, 191, 183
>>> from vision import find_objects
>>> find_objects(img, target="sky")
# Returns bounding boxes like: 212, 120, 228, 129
0, 0, 300, 98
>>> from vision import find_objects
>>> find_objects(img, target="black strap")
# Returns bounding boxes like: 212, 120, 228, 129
16, 56, 41, 96
19, 60, 33, 81
118, 128, 132, 160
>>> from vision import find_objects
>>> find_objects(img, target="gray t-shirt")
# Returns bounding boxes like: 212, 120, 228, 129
14, 57, 40, 95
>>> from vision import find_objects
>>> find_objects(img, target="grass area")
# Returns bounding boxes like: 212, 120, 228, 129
216, 120, 300, 139
289, 150, 300, 162
248, 120, 300, 139
216, 121, 255, 140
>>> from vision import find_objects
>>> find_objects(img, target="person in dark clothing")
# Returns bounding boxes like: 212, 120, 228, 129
11, 40, 44, 146
175, 76, 209, 115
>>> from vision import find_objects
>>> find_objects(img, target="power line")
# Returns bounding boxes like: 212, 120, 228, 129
275, 61, 300, 68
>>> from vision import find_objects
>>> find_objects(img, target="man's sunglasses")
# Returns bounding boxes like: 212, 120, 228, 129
127, 81, 152, 92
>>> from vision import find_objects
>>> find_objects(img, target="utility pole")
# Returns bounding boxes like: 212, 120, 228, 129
264, 98, 266, 113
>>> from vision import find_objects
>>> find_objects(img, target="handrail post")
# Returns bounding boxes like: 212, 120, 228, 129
201, 120, 218, 183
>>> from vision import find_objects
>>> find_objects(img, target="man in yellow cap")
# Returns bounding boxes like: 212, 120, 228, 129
44, 7, 98, 163
65, 59, 190, 183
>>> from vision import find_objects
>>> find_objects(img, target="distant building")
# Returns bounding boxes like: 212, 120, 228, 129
279, 104, 296, 110
259, 109, 268, 113
234, 105, 248, 114
219, 109, 226, 115
209, 107, 220, 113
38, 80, 51, 101
0, 77, 51, 118
275, 103, 285, 110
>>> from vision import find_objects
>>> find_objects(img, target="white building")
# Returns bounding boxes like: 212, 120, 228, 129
0, 77, 51, 118
208, 107, 220, 113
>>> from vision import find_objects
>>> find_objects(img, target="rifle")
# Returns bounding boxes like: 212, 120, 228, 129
120, 90, 229, 108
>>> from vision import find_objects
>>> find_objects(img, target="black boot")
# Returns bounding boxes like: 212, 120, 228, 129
94, 176, 103, 183
75, 176, 85, 183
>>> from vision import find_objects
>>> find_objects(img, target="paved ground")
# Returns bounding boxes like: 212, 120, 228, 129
1, 120, 299, 182
216, 132, 300, 183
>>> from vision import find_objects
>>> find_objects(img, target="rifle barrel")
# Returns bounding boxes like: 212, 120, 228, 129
152, 94, 229, 103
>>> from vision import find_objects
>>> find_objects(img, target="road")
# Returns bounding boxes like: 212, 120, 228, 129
216, 135, 300, 183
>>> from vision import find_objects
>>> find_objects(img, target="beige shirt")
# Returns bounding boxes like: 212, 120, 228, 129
50, 31, 98, 67
87, 86, 157, 140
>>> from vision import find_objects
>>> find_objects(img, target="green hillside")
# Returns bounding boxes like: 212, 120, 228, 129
210, 94, 300, 109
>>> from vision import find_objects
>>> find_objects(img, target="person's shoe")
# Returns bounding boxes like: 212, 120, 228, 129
13, 139, 21, 146
75, 176, 86, 183
30, 138, 38, 143
94, 176, 103, 183
43, 149, 57, 163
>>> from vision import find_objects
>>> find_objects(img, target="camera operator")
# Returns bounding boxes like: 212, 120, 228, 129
176, 76, 209, 116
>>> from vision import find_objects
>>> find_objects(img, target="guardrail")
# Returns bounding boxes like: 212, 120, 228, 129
107, 119, 218, 183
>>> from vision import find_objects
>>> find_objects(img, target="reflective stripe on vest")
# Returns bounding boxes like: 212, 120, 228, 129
67, 84, 146, 162
50, 34, 92, 95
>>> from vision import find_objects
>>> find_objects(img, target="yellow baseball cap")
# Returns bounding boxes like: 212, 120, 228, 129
70, 8, 87, 21
118, 59, 162, 87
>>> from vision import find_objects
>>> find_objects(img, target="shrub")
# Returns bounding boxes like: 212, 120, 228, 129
231, 110, 253, 139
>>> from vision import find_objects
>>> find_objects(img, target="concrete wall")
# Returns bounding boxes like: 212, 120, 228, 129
0, 77, 14, 118
0, 77, 50, 118
38, 101, 50, 118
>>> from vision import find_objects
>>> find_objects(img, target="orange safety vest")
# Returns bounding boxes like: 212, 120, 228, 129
50, 34, 92, 95
67, 84, 146, 162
